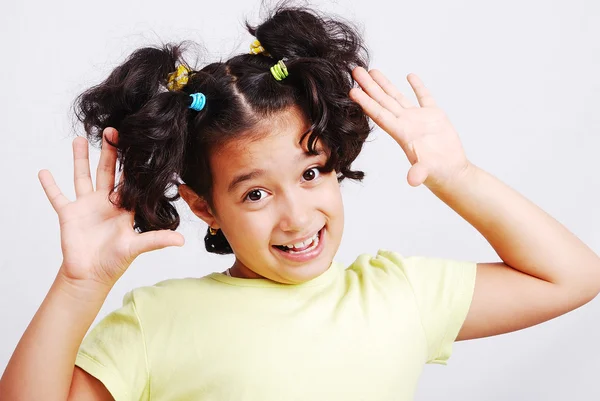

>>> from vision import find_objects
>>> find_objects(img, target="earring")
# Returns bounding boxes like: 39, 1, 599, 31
209, 227, 218, 236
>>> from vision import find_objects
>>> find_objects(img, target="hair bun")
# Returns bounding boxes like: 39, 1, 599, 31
246, 6, 367, 68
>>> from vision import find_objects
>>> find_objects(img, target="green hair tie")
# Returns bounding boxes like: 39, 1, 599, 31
270, 60, 288, 81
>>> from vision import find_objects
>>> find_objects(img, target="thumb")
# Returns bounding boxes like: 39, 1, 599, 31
130, 230, 185, 257
407, 162, 429, 187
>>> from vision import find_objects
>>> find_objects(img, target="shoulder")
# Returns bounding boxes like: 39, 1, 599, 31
347, 249, 415, 276
124, 276, 218, 315
347, 249, 476, 283
109, 276, 228, 338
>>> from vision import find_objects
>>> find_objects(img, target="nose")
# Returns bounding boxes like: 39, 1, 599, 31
277, 189, 312, 233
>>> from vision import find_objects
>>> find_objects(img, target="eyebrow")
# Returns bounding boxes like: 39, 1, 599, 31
227, 169, 266, 193
227, 150, 324, 193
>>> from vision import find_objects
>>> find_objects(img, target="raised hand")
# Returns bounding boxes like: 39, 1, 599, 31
38, 128, 185, 290
349, 67, 471, 189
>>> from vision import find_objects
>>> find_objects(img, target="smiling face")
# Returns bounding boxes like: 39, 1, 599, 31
180, 106, 345, 284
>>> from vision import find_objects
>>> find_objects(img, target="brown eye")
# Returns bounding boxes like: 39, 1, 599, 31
303, 167, 320, 181
245, 189, 265, 202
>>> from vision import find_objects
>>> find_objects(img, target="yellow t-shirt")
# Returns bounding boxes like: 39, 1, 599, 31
75, 249, 477, 401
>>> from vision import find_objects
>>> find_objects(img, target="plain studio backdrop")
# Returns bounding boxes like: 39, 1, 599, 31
1, 0, 599, 399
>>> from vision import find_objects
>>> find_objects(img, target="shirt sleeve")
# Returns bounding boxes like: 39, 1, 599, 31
75, 289, 150, 401
375, 249, 477, 365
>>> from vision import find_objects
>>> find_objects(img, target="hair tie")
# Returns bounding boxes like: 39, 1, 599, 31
167, 65, 191, 91
270, 60, 288, 81
189, 93, 206, 111
249, 39, 270, 57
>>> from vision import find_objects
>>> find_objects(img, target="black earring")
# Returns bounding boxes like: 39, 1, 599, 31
204, 227, 233, 255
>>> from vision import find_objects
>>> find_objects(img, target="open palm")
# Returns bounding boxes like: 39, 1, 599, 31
38, 128, 184, 289
349, 67, 471, 189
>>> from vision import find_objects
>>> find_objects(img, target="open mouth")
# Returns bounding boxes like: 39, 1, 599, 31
273, 228, 323, 254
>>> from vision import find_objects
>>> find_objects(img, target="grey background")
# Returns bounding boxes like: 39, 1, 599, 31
1, 0, 599, 399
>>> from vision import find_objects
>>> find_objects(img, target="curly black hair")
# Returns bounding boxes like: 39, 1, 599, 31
73, 4, 372, 254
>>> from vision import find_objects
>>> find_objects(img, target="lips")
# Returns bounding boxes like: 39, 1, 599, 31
272, 227, 325, 263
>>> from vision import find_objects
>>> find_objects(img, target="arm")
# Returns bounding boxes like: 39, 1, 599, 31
432, 163, 600, 340
0, 270, 114, 401
1, 128, 182, 400
349, 67, 600, 341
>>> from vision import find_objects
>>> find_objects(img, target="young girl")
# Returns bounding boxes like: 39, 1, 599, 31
2, 4, 599, 401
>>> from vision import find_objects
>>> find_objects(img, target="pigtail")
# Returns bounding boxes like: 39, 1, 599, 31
75, 45, 182, 137
246, 6, 367, 66
74, 43, 204, 233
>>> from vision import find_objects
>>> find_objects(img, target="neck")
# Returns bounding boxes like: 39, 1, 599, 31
228, 259, 263, 279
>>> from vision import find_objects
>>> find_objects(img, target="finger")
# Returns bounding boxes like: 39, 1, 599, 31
352, 67, 404, 117
96, 128, 118, 192
369, 69, 415, 109
349, 87, 404, 139
407, 162, 429, 187
38, 169, 70, 212
73, 136, 93, 198
130, 230, 185, 257
407, 73, 437, 108
108, 167, 127, 207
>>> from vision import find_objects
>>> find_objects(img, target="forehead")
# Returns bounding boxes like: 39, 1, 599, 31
210, 107, 323, 181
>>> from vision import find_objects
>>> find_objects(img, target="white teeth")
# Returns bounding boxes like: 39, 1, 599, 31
287, 234, 320, 253
283, 231, 319, 249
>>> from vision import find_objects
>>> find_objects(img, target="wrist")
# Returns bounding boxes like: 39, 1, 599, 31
426, 160, 478, 194
54, 268, 113, 304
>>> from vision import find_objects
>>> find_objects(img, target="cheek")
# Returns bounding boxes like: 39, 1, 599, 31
314, 179, 344, 225
319, 180, 344, 215
318, 182, 344, 247
224, 211, 274, 248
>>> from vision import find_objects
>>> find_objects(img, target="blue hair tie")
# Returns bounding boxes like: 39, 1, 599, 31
189, 93, 206, 111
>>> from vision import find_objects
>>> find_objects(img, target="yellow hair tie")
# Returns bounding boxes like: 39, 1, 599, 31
270, 60, 288, 81
249, 39, 270, 56
167, 64, 191, 91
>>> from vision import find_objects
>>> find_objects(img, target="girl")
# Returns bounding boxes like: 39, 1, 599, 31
2, 4, 599, 401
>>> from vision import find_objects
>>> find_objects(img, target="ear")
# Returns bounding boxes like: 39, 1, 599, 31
178, 184, 219, 229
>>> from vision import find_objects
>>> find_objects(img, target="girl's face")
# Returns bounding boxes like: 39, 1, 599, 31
181, 106, 344, 284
